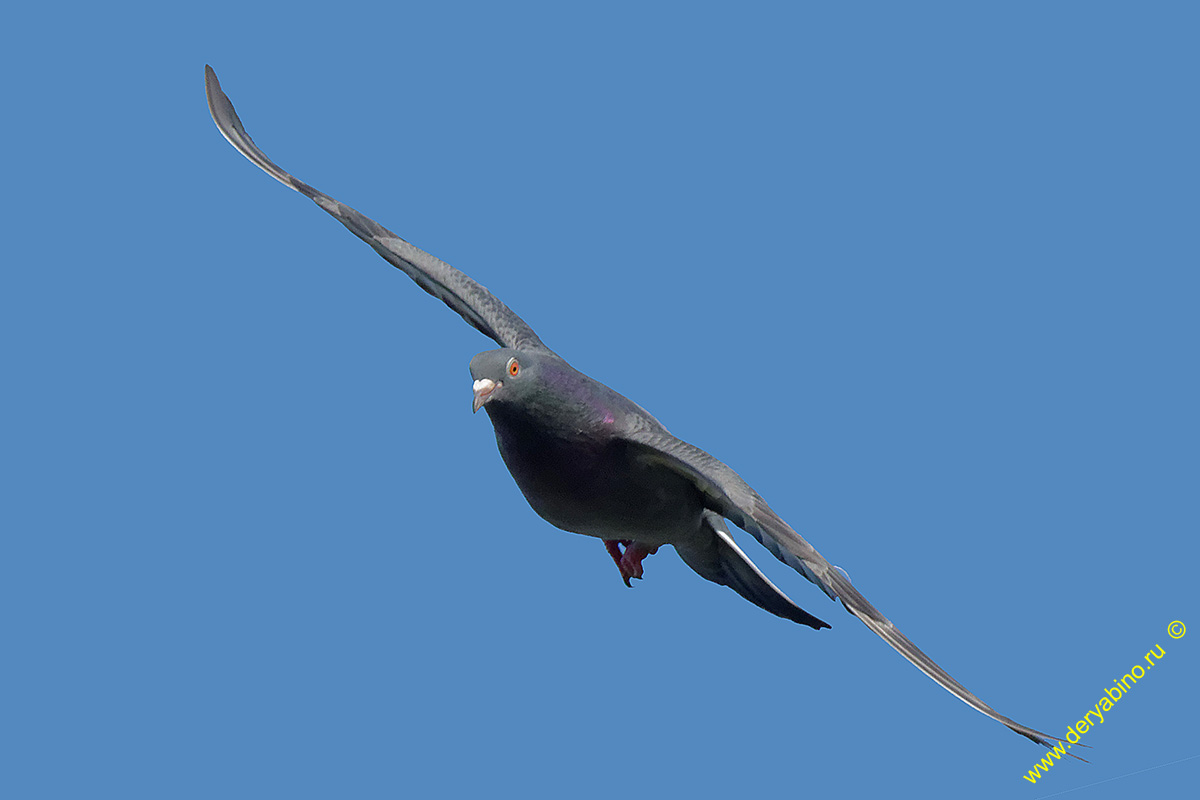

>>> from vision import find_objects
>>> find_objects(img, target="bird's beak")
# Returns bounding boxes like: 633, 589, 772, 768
472, 378, 499, 413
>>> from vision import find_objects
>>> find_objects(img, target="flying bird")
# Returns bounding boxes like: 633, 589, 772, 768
205, 65, 1070, 751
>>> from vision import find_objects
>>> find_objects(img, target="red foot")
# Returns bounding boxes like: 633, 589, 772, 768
602, 539, 659, 587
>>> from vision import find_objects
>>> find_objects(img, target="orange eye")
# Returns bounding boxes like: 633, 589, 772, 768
507, 358, 521, 377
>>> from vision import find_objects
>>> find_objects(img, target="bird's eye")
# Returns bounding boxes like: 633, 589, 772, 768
507, 358, 521, 377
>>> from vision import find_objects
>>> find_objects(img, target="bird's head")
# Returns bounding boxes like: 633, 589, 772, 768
469, 348, 546, 414
469, 348, 611, 435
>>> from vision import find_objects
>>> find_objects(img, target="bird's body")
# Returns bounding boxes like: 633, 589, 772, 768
473, 349, 700, 547
205, 65, 1074, 754
493, 415, 704, 548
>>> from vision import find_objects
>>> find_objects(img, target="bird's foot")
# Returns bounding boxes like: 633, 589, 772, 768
602, 539, 659, 587
621, 542, 659, 585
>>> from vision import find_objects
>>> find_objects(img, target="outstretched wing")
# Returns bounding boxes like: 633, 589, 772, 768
623, 423, 1069, 750
204, 66, 553, 355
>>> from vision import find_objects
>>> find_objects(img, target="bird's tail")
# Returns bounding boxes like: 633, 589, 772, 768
675, 512, 831, 630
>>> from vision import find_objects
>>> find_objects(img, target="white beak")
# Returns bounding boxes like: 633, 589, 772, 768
472, 378, 499, 413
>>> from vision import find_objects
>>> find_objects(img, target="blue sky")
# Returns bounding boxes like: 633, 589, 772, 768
4, 3, 1197, 798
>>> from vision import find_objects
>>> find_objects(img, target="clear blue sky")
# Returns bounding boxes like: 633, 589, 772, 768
4, 3, 1197, 798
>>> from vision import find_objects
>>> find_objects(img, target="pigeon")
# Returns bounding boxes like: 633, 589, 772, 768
205, 65, 1072, 752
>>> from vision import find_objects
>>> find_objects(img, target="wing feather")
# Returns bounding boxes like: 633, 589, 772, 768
204, 66, 552, 354
624, 424, 1070, 751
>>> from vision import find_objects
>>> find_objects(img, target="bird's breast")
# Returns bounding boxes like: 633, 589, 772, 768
488, 415, 703, 546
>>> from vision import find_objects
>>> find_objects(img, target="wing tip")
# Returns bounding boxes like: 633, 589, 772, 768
1016, 725, 1090, 756
203, 65, 312, 195
203, 64, 223, 119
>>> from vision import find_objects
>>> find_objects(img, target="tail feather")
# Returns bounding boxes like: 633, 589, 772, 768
675, 511, 830, 630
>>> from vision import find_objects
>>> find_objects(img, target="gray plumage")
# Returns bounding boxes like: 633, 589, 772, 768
205, 65, 1071, 752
